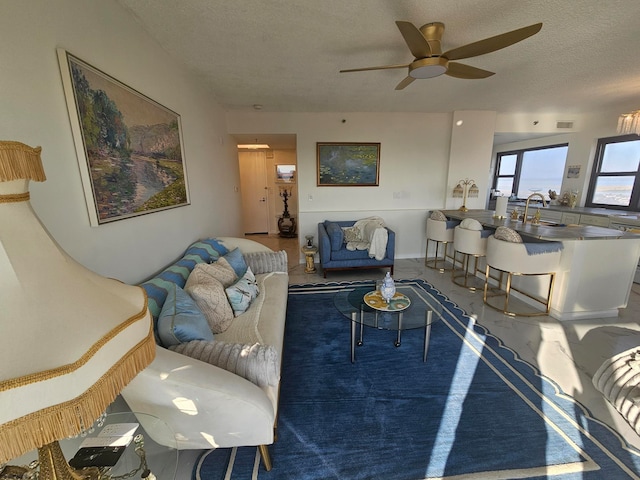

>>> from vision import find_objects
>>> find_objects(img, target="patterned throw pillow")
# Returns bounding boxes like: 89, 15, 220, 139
185, 264, 234, 333
460, 218, 483, 231
342, 226, 362, 243
203, 257, 238, 288
430, 210, 447, 221
225, 267, 260, 316
494, 226, 523, 243
157, 284, 214, 347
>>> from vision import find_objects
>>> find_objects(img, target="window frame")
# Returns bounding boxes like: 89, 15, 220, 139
585, 134, 640, 211
493, 143, 568, 200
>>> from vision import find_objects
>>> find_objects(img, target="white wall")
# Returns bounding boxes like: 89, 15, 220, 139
492, 109, 623, 206
1, 1, 242, 284
227, 112, 458, 259
446, 111, 497, 210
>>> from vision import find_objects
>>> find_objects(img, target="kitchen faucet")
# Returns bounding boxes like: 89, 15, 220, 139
523, 193, 547, 224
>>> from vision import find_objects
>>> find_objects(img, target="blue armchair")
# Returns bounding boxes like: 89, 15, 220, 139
318, 220, 395, 278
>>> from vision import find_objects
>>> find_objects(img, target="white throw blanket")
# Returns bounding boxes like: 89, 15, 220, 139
346, 216, 388, 260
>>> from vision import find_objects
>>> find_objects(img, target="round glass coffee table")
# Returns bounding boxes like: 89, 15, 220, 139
334, 282, 442, 363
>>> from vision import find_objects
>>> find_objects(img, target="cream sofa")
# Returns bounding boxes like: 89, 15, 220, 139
121, 237, 288, 471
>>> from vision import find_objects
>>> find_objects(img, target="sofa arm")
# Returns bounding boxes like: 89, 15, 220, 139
121, 347, 275, 450
318, 222, 332, 265
217, 236, 273, 254
385, 228, 396, 260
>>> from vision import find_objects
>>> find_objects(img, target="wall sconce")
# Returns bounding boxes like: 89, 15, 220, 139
452, 178, 479, 212
617, 110, 640, 136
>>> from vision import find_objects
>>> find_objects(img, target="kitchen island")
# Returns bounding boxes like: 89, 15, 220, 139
441, 209, 640, 321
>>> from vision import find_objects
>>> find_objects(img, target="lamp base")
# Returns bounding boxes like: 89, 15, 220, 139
38, 441, 100, 480
0, 465, 30, 479
458, 205, 469, 212
0, 442, 100, 480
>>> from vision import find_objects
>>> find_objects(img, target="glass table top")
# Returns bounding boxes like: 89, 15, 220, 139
334, 282, 443, 331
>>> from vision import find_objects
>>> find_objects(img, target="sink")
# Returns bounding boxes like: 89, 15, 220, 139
534, 221, 567, 227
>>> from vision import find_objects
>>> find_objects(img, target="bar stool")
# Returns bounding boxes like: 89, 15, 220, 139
451, 219, 490, 290
425, 213, 458, 272
483, 230, 562, 316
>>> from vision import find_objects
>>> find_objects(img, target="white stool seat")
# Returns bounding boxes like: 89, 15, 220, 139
425, 217, 455, 272
452, 225, 488, 290
483, 235, 561, 316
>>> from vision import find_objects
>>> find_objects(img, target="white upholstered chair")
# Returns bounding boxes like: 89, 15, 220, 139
425, 216, 456, 272
483, 234, 562, 316
452, 221, 489, 290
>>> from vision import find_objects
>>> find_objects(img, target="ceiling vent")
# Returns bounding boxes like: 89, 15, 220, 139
556, 121, 574, 129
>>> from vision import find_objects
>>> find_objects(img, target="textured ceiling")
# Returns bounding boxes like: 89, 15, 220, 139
117, 0, 640, 118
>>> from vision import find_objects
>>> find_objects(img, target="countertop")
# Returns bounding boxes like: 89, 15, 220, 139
505, 202, 640, 225
441, 209, 640, 241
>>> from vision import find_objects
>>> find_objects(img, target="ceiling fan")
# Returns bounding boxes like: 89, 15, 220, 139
340, 21, 542, 90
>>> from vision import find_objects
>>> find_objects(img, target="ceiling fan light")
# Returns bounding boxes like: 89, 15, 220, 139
409, 57, 448, 79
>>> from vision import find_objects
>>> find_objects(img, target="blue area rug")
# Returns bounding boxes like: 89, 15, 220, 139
194, 280, 640, 479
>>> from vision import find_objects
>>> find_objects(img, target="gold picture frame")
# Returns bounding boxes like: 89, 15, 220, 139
316, 142, 380, 186
57, 49, 190, 226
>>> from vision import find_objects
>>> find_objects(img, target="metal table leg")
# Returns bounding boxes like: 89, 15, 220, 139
423, 310, 433, 362
351, 312, 356, 363
395, 312, 403, 347
358, 306, 364, 346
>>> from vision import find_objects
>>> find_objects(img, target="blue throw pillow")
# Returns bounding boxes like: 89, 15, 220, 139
325, 222, 344, 251
223, 248, 248, 277
157, 284, 214, 347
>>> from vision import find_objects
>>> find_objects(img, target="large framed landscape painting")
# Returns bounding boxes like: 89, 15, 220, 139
317, 142, 380, 186
57, 49, 189, 226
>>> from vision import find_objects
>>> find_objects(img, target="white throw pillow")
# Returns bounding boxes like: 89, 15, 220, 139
225, 267, 260, 316
203, 257, 238, 287
494, 226, 523, 243
460, 218, 483, 231
243, 250, 288, 274
185, 264, 235, 333
430, 210, 447, 221
171, 340, 280, 388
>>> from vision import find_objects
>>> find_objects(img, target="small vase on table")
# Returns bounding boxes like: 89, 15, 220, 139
380, 272, 396, 303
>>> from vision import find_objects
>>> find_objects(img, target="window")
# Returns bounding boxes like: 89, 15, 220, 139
586, 135, 640, 210
493, 144, 568, 200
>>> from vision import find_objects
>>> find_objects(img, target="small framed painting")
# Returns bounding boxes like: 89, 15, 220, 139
275, 164, 296, 183
57, 49, 190, 226
317, 142, 380, 186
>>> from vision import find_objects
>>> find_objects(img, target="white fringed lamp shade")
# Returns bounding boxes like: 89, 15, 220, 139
0, 141, 155, 465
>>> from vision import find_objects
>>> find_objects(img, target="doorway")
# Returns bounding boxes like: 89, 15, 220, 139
238, 151, 270, 234
234, 134, 299, 242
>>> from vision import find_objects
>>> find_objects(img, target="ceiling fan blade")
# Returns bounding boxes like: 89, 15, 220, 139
395, 76, 416, 90
446, 62, 495, 79
395, 21, 431, 58
443, 23, 542, 61
340, 63, 410, 73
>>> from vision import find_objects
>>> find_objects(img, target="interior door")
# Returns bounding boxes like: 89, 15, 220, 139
238, 151, 269, 234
